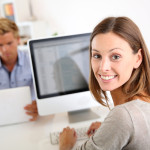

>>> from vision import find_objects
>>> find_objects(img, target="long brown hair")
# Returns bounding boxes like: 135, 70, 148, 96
89, 17, 150, 106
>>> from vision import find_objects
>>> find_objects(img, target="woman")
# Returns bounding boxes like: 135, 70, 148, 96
59, 16, 150, 150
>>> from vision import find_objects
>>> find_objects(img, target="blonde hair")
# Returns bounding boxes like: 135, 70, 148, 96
89, 17, 150, 106
0, 18, 19, 38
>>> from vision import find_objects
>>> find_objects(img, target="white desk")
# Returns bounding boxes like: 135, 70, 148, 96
0, 106, 110, 150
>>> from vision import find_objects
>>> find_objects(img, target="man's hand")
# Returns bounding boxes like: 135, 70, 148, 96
87, 121, 101, 137
24, 100, 38, 121
59, 127, 77, 150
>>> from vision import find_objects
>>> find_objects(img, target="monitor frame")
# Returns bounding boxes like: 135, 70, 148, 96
28, 33, 100, 117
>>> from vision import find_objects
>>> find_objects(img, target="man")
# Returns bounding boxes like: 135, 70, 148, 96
0, 18, 38, 121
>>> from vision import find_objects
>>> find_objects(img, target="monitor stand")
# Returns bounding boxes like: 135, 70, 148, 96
68, 108, 100, 123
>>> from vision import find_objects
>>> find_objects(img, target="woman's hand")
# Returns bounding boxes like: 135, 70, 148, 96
24, 100, 38, 121
59, 127, 77, 150
87, 121, 101, 137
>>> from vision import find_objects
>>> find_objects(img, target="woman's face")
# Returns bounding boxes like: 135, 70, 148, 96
91, 32, 142, 91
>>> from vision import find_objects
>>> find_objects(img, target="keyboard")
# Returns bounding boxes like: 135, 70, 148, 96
50, 126, 89, 145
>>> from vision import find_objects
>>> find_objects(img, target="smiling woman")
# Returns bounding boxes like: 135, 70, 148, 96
89, 17, 149, 106
91, 32, 142, 93
59, 16, 150, 150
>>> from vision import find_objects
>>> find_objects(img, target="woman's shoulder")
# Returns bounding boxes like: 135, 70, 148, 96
113, 99, 150, 110
118, 99, 150, 112
100, 101, 135, 136
108, 99, 150, 124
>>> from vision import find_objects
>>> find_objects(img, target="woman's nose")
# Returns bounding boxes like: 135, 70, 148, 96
99, 58, 111, 72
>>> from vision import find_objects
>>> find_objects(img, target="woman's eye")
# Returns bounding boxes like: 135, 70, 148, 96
92, 54, 101, 59
112, 55, 120, 60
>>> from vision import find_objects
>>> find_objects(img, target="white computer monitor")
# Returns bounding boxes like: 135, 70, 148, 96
28, 33, 100, 122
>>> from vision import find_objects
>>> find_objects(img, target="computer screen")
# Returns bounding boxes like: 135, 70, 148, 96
28, 33, 100, 121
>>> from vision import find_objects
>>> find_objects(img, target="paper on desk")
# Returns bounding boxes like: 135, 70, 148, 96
0, 86, 32, 126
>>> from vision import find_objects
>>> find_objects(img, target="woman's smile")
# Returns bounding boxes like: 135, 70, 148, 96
91, 32, 140, 91
100, 75, 117, 80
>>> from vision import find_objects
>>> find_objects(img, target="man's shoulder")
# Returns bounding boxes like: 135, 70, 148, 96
18, 50, 29, 57
18, 50, 30, 60
17, 50, 30, 66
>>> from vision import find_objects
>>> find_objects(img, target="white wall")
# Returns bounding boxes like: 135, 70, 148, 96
0, 0, 150, 50
30, 0, 150, 50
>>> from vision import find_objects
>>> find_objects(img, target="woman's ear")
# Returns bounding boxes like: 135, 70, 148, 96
134, 49, 142, 69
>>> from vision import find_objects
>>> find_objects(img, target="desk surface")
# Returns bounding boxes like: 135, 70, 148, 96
0, 105, 110, 150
